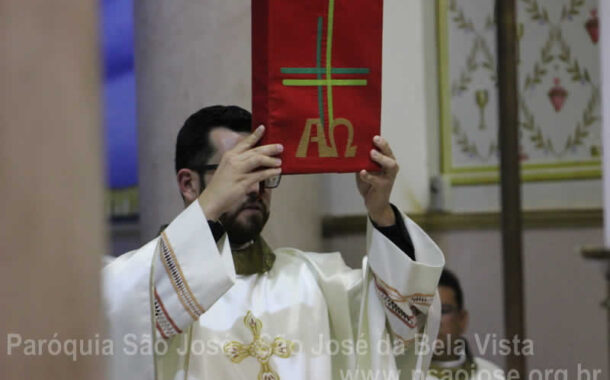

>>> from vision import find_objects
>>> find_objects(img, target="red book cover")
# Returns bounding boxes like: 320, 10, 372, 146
252, 0, 383, 174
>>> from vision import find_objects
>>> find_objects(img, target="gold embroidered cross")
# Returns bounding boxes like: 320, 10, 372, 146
223, 311, 295, 380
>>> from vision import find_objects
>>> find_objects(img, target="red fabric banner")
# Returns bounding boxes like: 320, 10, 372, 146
252, 0, 383, 174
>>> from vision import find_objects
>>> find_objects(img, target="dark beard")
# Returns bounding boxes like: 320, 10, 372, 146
219, 198, 269, 245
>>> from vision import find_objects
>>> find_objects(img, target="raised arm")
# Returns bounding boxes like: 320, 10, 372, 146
102, 126, 283, 379
355, 136, 445, 379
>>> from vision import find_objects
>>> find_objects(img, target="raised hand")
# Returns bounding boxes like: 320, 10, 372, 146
356, 136, 399, 227
198, 125, 283, 220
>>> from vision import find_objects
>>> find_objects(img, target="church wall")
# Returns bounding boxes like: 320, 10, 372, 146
134, 0, 253, 242
123, 0, 608, 377
521, 227, 605, 377
321, 0, 439, 216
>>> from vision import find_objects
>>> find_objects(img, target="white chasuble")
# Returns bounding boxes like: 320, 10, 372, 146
103, 201, 444, 380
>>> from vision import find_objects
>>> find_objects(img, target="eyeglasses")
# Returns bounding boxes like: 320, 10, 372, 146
201, 164, 282, 189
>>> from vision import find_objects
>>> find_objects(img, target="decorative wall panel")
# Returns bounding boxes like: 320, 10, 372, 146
438, 0, 601, 185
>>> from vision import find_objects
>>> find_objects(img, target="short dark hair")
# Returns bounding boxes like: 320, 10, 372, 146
439, 269, 464, 310
175, 105, 252, 182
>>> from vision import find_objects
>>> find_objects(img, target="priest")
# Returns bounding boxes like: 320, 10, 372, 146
103, 105, 445, 380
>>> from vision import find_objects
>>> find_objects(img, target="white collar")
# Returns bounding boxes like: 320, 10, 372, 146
431, 351, 467, 369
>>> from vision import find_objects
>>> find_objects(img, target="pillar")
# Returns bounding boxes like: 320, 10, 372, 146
0, 0, 105, 377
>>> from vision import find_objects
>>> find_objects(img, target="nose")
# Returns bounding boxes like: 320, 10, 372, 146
245, 180, 262, 197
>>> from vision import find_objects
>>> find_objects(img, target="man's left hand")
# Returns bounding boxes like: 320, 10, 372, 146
356, 136, 399, 227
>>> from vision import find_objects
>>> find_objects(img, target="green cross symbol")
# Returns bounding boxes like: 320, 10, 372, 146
280, 0, 370, 128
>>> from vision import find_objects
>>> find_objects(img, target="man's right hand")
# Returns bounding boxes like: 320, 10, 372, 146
197, 125, 283, 221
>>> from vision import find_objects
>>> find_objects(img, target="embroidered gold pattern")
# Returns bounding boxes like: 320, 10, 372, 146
374, 275, 434, 305
223, 311, 295, 380
372, 273, 433, 331
153, 288, 182, 339
160, 232, 205, 320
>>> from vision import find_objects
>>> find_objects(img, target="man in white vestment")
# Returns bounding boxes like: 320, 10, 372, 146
104, 105, 445, 380
426, 270, 504, 380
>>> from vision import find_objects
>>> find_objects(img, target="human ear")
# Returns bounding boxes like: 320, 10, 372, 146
177, 169, 202, 204
458, 309, 469, 335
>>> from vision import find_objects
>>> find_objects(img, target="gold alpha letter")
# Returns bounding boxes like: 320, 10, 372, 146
296, 118, 338, 158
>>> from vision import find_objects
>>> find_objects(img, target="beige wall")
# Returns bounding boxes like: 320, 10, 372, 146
521, 228, 606, 375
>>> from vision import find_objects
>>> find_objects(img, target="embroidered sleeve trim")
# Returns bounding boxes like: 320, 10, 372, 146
373, 275, 434, 305
160, 232, 206, 320
372, 273, 434, 330
374, 276, 418, 328
155, 321, 169, 340
154, 288, 182, 339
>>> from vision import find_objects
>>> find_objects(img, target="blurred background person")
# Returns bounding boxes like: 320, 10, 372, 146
427, 269, 504, 380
